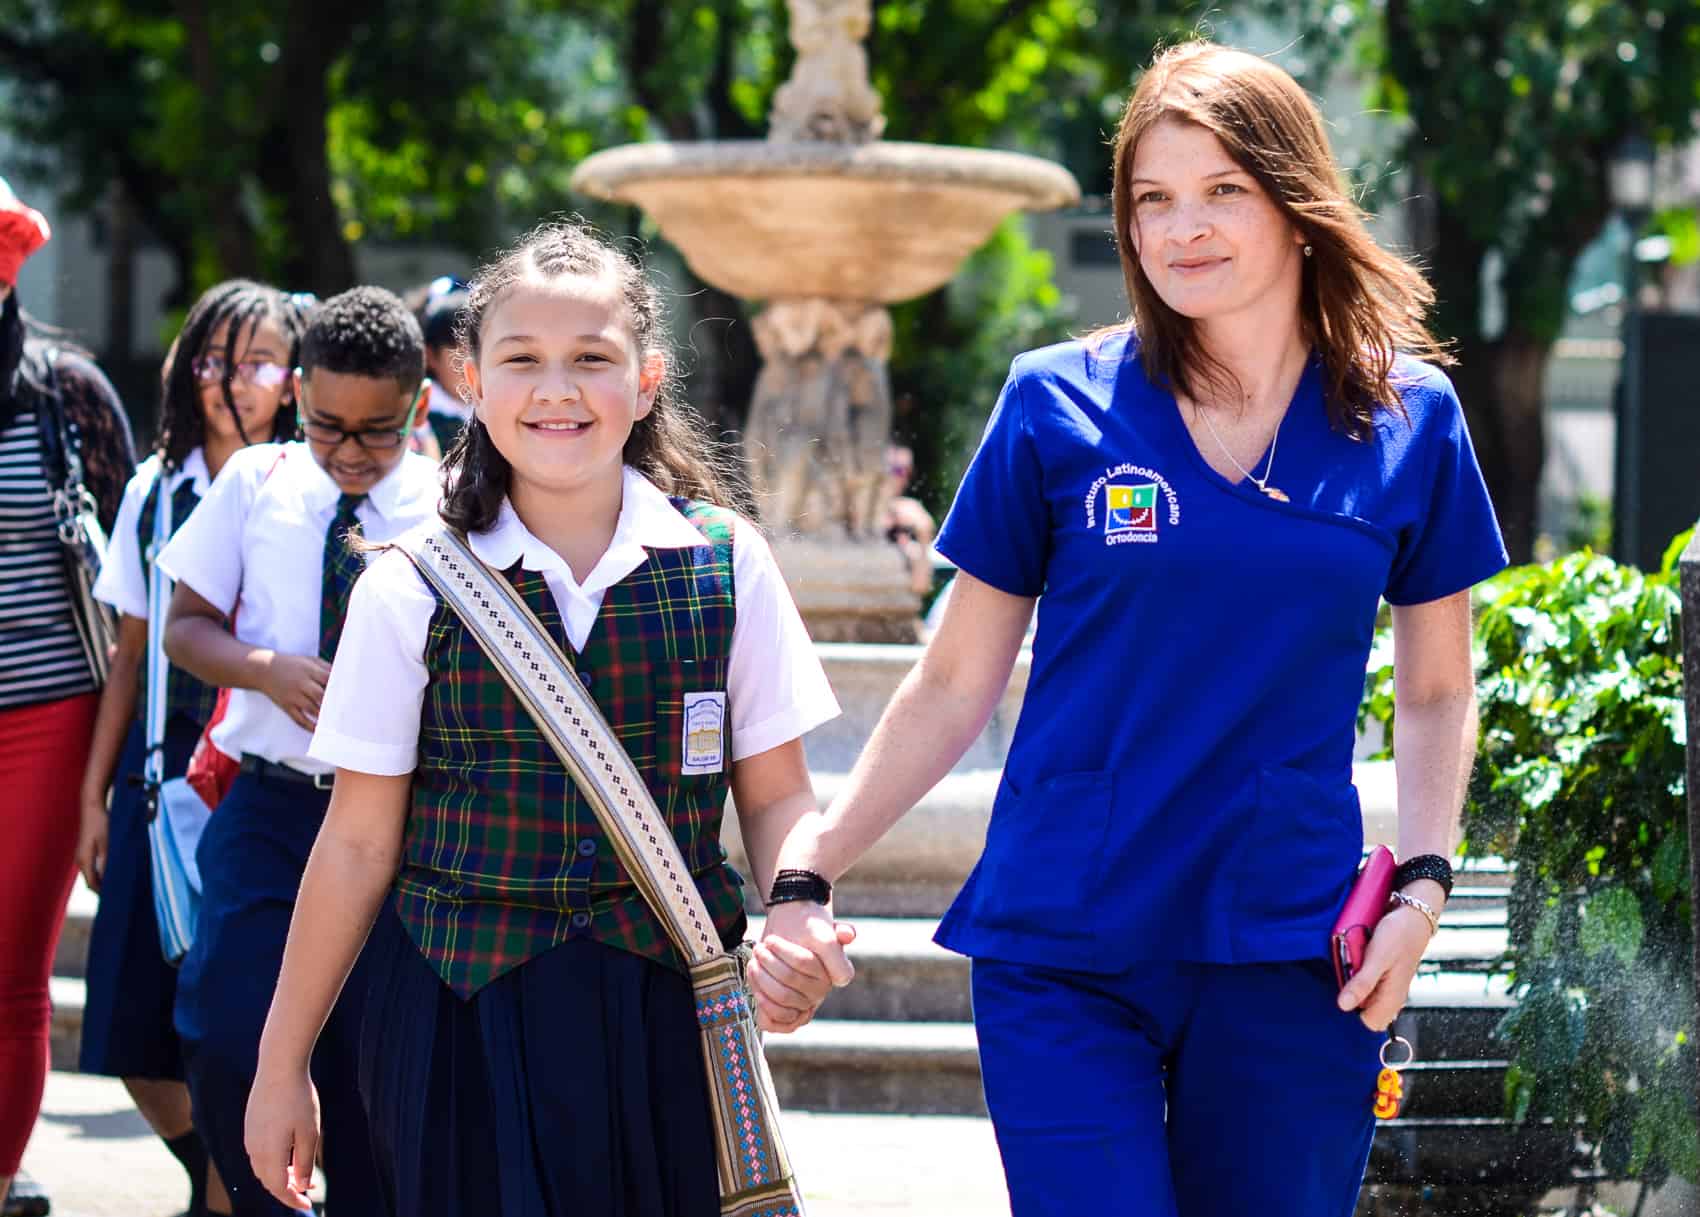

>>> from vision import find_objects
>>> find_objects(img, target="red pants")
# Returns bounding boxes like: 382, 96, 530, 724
0, 693, 97, 1174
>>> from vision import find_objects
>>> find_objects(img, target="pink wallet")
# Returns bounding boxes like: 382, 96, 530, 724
1331, 846, 1396, 991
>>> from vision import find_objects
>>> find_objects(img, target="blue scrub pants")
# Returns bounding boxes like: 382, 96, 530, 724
174, 772, 381, 1217
971, 957, 1385, 1217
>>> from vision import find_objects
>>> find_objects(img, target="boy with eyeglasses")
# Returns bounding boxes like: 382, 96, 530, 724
156, 286, 438, 1217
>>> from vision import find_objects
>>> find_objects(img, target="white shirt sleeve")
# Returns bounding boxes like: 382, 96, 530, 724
727, 523, 840, 761
307, 548, 434, 776
155, 446, 268, 616
93, 466, 154, 619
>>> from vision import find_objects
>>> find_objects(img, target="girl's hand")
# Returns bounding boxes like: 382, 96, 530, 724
76, 791, 110, 892
260, 653, 331, 731
750, 903, 856, 1034
245, 1063, 320, 1212
1336, 904, 1434, 1031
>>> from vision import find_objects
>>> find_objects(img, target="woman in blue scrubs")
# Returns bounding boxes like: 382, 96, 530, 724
750, 41, 1509, 1217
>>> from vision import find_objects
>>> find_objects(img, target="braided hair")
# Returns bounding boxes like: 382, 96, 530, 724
156, 280, 308, 471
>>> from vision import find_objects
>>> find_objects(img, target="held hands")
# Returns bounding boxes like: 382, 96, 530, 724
1336, 903, 1435, 1031
261, 652, 331, 731
750, 901, 857, 1034
245, 1062, 321, 1212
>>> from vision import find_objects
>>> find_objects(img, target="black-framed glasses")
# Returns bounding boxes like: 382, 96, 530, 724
193, 356, 291, 388
298, 384, 424, 451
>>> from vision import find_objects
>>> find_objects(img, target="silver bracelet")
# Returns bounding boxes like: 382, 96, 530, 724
1388, 890, 1440, 936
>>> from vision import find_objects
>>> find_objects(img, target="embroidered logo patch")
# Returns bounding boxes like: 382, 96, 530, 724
1084, 464, 1181, 546
681, 691, 727, 775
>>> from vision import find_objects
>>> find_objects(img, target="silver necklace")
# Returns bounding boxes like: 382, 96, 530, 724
1196, 401, 1290, 502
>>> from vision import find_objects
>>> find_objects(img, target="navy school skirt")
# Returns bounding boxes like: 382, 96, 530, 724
79, 714, 202, 1079
357, 909, 722, 1217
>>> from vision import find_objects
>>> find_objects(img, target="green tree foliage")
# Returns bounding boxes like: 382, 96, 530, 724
0, 0, 607, 301
1361, 532, 1699, 1185
0, 0, 1204, 467
1269, 0, 1700, 562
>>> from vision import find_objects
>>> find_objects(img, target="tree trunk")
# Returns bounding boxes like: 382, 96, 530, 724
1417, 189, 1552, 562
175, 0, 259, 278
262, 1, 363, 294
105, 180, 135, 366
1450, 333, 1548, 564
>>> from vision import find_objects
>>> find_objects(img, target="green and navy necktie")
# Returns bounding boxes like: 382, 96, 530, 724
319, 492, 367, 662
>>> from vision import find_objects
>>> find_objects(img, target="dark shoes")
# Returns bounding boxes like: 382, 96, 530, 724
1, 1170, 49, 1217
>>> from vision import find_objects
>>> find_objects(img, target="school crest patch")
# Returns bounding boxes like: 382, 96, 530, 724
681, 690, 727, 775
1084, 464, 1181, 546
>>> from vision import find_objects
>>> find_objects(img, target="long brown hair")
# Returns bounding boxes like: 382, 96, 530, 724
1107, 41, 1450, 437
440, 218, 750, 532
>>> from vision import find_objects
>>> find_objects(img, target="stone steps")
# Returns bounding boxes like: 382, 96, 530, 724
728, 760, 1408, 918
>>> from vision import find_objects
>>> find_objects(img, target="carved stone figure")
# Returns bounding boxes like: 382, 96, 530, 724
769, 0, 886, 144
745, 298, 894, 537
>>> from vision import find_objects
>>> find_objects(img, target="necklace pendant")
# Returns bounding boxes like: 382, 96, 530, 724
1261, 485, 1290, 503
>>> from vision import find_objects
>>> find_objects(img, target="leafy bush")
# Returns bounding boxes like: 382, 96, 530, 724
1361, 532, 1698, 1185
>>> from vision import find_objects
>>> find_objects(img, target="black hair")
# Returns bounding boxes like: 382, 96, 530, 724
439, 218, 748, 533
420, 287, 467, 351
1, 290, 95, 433
299, 286, 426, 390
156, 279, 306, 471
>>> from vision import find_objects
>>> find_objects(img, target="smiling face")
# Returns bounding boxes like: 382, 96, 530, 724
198, 316, 293, 447
463, 272, 660, 502
295, 368, 419, 496
1127, 119, 1306, 331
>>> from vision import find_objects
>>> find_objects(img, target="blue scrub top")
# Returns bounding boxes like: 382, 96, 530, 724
932, 332, 1508, 972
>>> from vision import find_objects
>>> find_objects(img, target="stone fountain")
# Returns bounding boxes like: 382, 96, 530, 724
571, 0, 1080, 642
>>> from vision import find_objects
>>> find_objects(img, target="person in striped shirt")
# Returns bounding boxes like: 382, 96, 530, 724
0, 177, 135, 1217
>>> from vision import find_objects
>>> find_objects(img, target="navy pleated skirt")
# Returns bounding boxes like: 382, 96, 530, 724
79, 714, 201, 1079
357, 909, 722, 1217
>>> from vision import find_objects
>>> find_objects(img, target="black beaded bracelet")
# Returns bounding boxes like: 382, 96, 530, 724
1393, 853, 1454, 898
767, 868, 833, 907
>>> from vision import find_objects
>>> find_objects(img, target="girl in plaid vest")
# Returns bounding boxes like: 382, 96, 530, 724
246, 220, 845, 1216
76, 281, 304, 1217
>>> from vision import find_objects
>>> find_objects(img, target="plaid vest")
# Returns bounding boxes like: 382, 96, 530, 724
398, 499, 747, 997
135, 470, 221, 729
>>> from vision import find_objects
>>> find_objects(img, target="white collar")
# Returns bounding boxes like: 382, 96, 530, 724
174, 447, 211, 495
298, 443, 417, 521
469, 467, 709, 596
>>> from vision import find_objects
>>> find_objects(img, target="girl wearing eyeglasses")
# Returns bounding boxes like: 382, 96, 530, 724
75, 280, 306, 1217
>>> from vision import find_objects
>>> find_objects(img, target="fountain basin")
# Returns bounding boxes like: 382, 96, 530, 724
571, 140, 1081, 302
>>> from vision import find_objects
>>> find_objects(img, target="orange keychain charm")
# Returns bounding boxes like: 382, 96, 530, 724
1374, 1033, 1413, 1120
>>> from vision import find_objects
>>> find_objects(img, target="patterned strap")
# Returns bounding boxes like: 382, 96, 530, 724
142, 469, 175, 788
399, 526, 725, 969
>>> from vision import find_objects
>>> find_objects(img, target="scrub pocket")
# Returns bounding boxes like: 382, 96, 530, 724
1235, 765, 1364, 949
971, 770, 1113, 940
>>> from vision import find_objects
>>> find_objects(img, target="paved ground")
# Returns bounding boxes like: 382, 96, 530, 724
21, 1071, 1013, 1217
24, 1071, 1698, 1216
